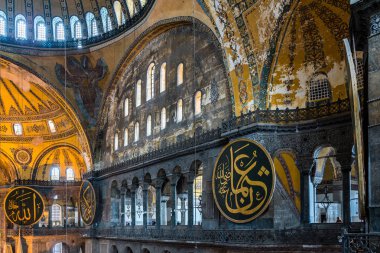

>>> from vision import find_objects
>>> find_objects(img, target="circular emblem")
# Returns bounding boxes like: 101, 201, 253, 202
79, 180, 96, 225
3, 186, 45, 226
212, 139, 276, 223
14, 149, 32, 165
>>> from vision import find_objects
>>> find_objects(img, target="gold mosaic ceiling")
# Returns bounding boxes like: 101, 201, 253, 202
0, 58, 92, 182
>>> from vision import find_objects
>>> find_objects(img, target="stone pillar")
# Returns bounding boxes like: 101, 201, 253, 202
341, 165, 352, 226
161, 196, 170, 226
48, 206, 53, 228
143, 184, 148, 229
177, 193, 188, 225
368, 12, 380, 232
120, 193, 125, 226
187, 180, 194, 227
155, 185, 162, 229
131, 190, 136, 227
171, 183, 177, 227
299, 157, 313, 224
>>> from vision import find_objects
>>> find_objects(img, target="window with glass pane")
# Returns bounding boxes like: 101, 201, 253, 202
36, 22, 46, 41
147, 115, 152, 136
66, 168, 75, 181
114, 133, 119, 151
134, 122, 139, 142
74, 21, 82, 39
161, 108, 166, 130
16, 19, 26, 39
136, 80, 142, 107
0, 16, 6, 36
177, 99, 183, 122
13, 123, 23, 135
52, 205, 62, 227
56, 22, 65, 41
194, 91, 202, 115
53, 243, 62, 253
124, 128, 128, 146
51, 166, 60, 181
91, 18, 98, 36
48, 120, 57, 133
124, 98, 129, 117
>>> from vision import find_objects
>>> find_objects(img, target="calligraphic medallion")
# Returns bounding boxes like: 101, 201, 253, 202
212, 139, 276, 223
3, 186, 44, 226
79, 180, 96, 225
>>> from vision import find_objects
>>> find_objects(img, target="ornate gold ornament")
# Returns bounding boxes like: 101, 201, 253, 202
212, 139, 276, 223
3, 186, 45, 226
79, 180, 96, 225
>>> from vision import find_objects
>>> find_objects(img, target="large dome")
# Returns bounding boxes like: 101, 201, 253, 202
0, 0, 153, 49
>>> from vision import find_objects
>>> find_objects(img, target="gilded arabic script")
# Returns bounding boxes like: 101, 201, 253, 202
212, 139, 275, 223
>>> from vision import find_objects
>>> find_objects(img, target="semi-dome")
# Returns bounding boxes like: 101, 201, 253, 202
0, 0, 153, 49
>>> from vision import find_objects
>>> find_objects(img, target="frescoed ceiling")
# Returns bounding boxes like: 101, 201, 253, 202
0, 58, 92, 182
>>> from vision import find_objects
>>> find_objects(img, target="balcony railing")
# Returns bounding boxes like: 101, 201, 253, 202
222, 99, 350, 133
12, 179, 82, 187
0, 0, 154, 49
341, 232, 380, 253
7, 227, 85, 236
90, 227, 341, 246
85, 99, 351, 179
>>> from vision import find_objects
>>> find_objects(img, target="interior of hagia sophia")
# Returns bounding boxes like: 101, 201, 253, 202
0, 0, 379, 252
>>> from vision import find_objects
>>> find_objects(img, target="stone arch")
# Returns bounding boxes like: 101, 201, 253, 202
124, 247, 133, 253
111, 245, 119, 253
142, 248, 150, 253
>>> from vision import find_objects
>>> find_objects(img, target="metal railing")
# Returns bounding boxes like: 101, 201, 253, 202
0, 0, 154, 49
342, 232, 380, 253
86, 99, 350, 179
222, 99, 350, 133
12, 179, 82, 187
7, 227, 85, 236
90, 227, 341, 246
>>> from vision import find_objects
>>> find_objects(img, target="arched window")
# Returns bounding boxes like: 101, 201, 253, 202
70, 16, 80, 39
146, 115, 152, 136
34, 16, 46, 41
74, 21, 82, 39
13, 123, 23, 135
53, 243, 63, 253
114, 1, 125, 26
136, 80, 142, 107
124, 98, 129, 117
177, 99, 183, 123
193, 166, 203, 225
100, 7, 112, 32
52, 17, 65, 41
15, 15, 27, 39
161, 107, 166, 130
124, 128, 128, 146
114, 133, 119, 151
52, 204, 62, 227
194, 91, 202, 115
66, 168, 75, 181
0, 11, 6, 36
51, 166, 60, 181
127, 0, 136, 17
85, 12, 98, 37
177, 63, 184, 86
135, 185, 143, 225
160, 63, 166, 93
308, 73, 331, 106
146, 63, 155, 101
47, 120, 57, 133
134, 122, 140, 142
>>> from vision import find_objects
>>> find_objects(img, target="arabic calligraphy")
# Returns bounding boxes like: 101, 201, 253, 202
79, 180, 96, 225
212, 139, 276, 223
3, 186, 44, 226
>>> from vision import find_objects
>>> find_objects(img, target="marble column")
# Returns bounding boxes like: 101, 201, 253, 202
120, 193, 125, 226
131, 190, 136, 227
48, 206, 53, 228
299, 157, 313, 224
178, 194, 188, 225
143, 184, 148, 228
171, 183, 177, 227
155, 185, 162, 229
161, 196, 170, 226
187, 177, 194, 228
341, 165, 352, 226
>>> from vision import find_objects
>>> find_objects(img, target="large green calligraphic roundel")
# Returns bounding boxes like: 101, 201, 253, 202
3, 186, 45, 226
79, 180, 96, 225
212, 139, 276, 223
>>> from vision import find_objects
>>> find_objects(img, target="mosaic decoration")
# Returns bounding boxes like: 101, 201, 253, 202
3, 186, 44, 226
55, 56, 108, 126
12, 148, 33, 166
79, 180, 96, 225
212, 139, 276, 223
